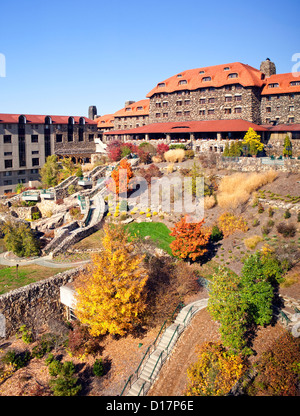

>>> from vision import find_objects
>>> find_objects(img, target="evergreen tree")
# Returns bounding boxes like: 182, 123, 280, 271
283, 135, 292, 157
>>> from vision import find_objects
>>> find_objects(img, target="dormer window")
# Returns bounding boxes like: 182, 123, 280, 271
137, 106, 143, 110
158, 82, 165, 88
178, 79, 187, 85
290, 81, 300, 86
125, 107, 132, 112
228, 73, 238, 78
269, 83, 279, 88
223, 67, 230, 71
202, 76, 211, 82
177, 74, 182, 78
199, 70, 205, 74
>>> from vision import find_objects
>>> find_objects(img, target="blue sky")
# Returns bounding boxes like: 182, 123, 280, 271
0, 0, 299, 118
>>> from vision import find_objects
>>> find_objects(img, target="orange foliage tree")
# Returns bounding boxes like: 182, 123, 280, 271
107, 159, 134, 195
169, 216, 211, 262
75, 224, 148, 336
185, 342, 247, 396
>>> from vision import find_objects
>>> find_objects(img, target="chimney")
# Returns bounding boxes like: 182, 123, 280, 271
88, 105, 97, 120
260, 58, 276, 77
125, 100, 135, 107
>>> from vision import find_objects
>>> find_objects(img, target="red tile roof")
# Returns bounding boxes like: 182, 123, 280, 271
113, 99, 150, 118
268, 123, 300, 131
261, 73, 300, 95
104, 119, 268, 135
0, 113, 97, 124
95, 114, 115, 128
146, 63, 265, 97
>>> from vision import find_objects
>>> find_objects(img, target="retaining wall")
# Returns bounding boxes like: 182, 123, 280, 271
0, 267, 85, 339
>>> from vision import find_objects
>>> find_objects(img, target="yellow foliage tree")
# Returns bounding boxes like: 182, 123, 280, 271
242, 127, 264, 156
185, 342, 246, 396
75, 225, 148, 336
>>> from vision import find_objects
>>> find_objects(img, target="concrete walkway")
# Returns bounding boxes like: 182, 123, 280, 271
0, 251, 90, 268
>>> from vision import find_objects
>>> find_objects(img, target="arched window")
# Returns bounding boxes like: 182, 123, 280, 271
79, 117, 85, 125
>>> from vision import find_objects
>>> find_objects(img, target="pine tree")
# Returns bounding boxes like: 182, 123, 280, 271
283, 135, 292, 157
75, 225, 147, 337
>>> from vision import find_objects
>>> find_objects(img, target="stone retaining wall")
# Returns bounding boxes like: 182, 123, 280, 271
0, 267, 85, 339
217, 157, 300, 173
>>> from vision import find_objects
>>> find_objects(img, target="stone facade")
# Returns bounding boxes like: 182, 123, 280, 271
0, 267, 84, 338
260, 93, 300, 125
148, 85, 263, 125
113, 114, 149, 131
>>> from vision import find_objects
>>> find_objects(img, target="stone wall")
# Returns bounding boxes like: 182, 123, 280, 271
217, 156, 300, 173
148, 85, 262, 125
0, 267, 84, 339
260, 93, 300, 125
113, 115, 149, 130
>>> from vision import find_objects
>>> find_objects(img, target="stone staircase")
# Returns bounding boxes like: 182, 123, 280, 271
124, 298, 208, 397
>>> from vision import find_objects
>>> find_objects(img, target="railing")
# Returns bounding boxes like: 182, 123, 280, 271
149, 351, 164, 382
120, 374, 133, 397
138, 381, 147, 397
166, 324, 180, 355
120, 302, 184, 397
182, 305, 195, 328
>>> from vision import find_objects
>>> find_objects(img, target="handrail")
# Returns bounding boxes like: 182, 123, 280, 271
138, 381, 146, 397
166, 324, 180, 354
120, 374, 133, 397
135, 346, 150, 378
119, 301, 183, 396
149, 350, 164, 381
171, 302, 184, 322
153, 320, 167, 348
182, 305, 195, 327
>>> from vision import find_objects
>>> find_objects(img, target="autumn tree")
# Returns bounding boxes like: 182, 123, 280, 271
40, 155, 60, 188
107, 158, 134, 196
169, 215, 211, 262
208, 267, 249, 354
242, 127, 264, 156
75, 224, 147, 337
185, 342, 247, 396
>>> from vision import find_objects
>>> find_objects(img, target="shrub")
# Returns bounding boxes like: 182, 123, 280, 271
185, 342, 246, 396
204, 195, 216, 210
138, 164, 162, 184
257, 203, 264, 214
93, 358, 104, 377
49, 360, 81, 396
67, 321, 100, 359
277, 223, 296, 238
164, 149, 185, 163
18, 325, 33, 344
166, 163, 175, 174
210, 225, 223, 242
248, 332, 300, 396
157, 143, 169, 157
185, 150, 195, 159
55, 198, 64, 205
268, 207, 274, 217
284, 209, 291, 219
68, 185, 76, 195
252, 218, 260, 227
2, 350, 31, 370
217, 212, 248, 238
69, 206, 81, 219
244, 235, 263, 250
137, 148, 151, 164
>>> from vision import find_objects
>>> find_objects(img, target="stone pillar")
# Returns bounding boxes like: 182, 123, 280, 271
145, 134, 149, 141
166, 134, 171, 144
217, 133, 222, 141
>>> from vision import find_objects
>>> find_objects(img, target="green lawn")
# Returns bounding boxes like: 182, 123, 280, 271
125, 222, 175, 255
0, 265, 70, 295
